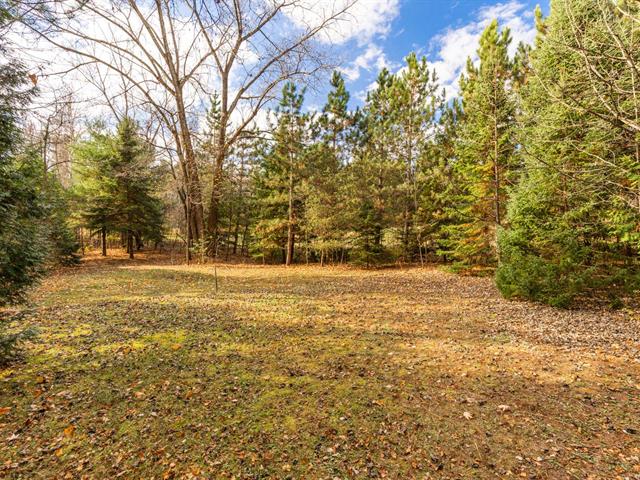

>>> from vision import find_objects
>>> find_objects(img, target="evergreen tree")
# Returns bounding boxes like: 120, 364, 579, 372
73, 125, 118, 256
497, 0, 640, 307
443, 20, 519, 269
0, 53, 47, 305
215, 135, 256, 259
423, 98, 463, 262
112, 118, 164, 258
253, 83, 307, 264
43, 176, 80, 266
303, 71, 352, 264
389, 53, 443, 262
202, 92, 223, 254
74, 118, 164, 258
345, 69, 399, 265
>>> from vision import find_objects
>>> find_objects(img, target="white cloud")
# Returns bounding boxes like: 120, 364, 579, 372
284, 0, 400, 46
429, 0, 536, 99
339, 44, 392, 81
355, 80, 379, 103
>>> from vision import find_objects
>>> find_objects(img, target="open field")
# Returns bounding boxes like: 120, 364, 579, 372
1, 252, 639, 479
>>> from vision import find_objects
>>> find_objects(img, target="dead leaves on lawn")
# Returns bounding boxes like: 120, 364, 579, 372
0, 254, 638, 478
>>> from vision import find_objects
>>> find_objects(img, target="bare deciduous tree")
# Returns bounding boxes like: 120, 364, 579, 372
21, 0, 356, 255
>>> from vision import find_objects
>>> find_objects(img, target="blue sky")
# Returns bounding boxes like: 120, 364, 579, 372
17, 0, 551, 131
311, 0, 550, 109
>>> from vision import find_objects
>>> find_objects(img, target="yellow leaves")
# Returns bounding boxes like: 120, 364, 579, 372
117, 345, 133, 355
162, 462, 177, 479
63, 424, 76, 438
171, 343, 182, 351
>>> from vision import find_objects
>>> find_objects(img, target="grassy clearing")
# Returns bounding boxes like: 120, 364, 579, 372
1, 252, 639, 479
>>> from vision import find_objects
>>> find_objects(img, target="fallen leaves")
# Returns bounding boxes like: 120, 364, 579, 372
1, 254, 639, 479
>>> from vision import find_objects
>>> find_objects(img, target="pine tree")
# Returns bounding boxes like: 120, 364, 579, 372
345, 69, 400, 265
496, 0, 640, 307
303, 71, 352, 264
389, 53, 443, 262
0, 53, 47, 305
424, 98, 463, 262
202, 92, 223, 254
222, 136, 256, 258
112, 118, 164, 258
443, 20, 519, 269
73, 125, 118, 256
253, 82, 307, 264
74, 119, 164, 259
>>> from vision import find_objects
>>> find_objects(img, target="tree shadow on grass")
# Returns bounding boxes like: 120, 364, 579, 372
2, 290, 639, 478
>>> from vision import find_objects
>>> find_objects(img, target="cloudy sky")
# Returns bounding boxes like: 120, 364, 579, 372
15, 0, 549, 129
313, 0, 548, 109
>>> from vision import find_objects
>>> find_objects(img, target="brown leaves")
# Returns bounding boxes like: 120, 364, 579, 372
1, 257, 639, 479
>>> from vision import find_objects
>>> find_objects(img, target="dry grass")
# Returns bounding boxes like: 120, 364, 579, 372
1, 251, 639, 479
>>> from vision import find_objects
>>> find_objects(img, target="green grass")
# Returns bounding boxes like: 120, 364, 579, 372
1, 252, 639, 479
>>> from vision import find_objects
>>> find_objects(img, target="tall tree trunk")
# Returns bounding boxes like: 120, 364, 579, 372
175, 89, 205, 244
232, 220, 240, 255
286, 160, 295, 266
101, 227, 107, 256
207, 151, 224, 255
207, 81, 229, 255
241, 223, 249, 257
127, 231, 134, 259
493, 87, 502, 228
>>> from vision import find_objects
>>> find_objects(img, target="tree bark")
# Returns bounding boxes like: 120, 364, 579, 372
127, 231, 134, 259
101, 227, 107, 256
207, 149, 225, 255
175, 89, 205, 243
286, 159, 295, 266
493, 82, 502, 228
207, 87, 229, 255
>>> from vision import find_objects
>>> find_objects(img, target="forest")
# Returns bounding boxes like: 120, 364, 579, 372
1, 0, 639, 478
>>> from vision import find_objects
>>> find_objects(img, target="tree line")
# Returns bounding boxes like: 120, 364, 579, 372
1, 0, 639, 310
204, 0, 639, 306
